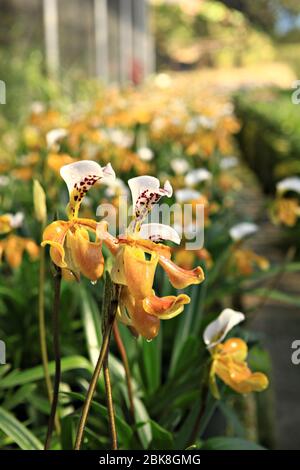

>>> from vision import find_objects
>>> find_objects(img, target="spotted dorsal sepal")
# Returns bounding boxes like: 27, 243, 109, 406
67, 174, 101, 219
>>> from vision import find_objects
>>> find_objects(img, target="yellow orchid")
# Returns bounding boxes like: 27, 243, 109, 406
0, 212, 24, 235
41, 160, 115, 281
105, 175, 205, 340
0, 234, 39, 269
203, 308, 269, 399
272, 177, 300, 227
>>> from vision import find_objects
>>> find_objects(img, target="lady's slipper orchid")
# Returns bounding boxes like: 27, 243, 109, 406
0, 212, 24, 235
203, 308, 269, 399
105, 175, 205, 340
0, 234, 39, 268
42, 160, 115, 281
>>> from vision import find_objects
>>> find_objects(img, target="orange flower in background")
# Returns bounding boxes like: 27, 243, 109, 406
203, 308, 268, 399
0, 234, 39, 269
42, 160, 115, 281
104, 175, 205, 340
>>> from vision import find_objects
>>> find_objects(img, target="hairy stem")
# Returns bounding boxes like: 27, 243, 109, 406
103, 352, 118, 450
44, 266, 62, 450
113, 322, 135, 423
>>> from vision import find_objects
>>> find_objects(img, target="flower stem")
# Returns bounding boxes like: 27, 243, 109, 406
74, 276, 120, 450
39, 245, 60, 435
103, 351, 118, 450
44, 265, 62, 450
113, 322, 135, 423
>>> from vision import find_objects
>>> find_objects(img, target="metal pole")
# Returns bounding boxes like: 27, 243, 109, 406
43, 0, 59, 77
119, 0, 133, 84
94, 0, 109, 82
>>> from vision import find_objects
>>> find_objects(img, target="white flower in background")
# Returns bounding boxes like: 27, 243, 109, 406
229, 222, 258, 241
203, 308, 245, 349
31, 101, 45, 114
154, 73, 172, 89
175, 188, 201, 203
137, 147, 154, 162
185, 118, 199, 134
9, 211, 24, 229
105, 129, 134, 148
46, 128, 68, 149
184, 168, 212, 187
170, 158, 190, 175
0, 176, 10, 187
197, 115, 217, 130
105, 178, 130, 198
276, 177, 300, 195
220, 156, 239, 170
219, 103, 234, 117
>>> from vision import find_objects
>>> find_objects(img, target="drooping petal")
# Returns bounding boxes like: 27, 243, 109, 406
139, 223, 181, 244
41, 220, 71, 268
143, 293, 190, 319
203, 308, 245, 349
66, 227, 104, 282
159, 255, 204, 289
128, 175, 172, 229
215, 354, 268, 395
60, 160, 115, 218
120, 288, 160, 340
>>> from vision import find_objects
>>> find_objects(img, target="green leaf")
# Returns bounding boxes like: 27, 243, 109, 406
62, 391, 133, 449
0, 356, 92, 388
248, 287, 300, 307
140, 334, 162, 394
149, 420, 174, 450
0, 407, 43, 450
201, 437, 266, 450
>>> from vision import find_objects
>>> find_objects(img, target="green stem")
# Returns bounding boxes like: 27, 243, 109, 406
39, 244, 60, 435
103, 351, 118, 450
44, 266, 62, 450
113, 322, 135, 423
74, 278, 120, 450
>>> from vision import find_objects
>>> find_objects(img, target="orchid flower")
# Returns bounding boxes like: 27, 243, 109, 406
42, 160, 115, 281
203, 309, 268, 399
272, 177, 300, 227
104, 175, 205, 340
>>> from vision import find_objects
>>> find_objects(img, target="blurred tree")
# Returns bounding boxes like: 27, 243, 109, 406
216, 0, 276, 32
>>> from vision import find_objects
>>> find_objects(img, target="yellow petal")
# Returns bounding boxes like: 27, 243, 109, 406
66, 227, 104, 282
158, 255, 205, 289
41, 220, 71, 268
24, 239, 40, 261
120, 288, 160, 340
3, 235, 24, 268
143, 293, 190, 319
220, 338, 248, 362
122, 245, 159, 299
